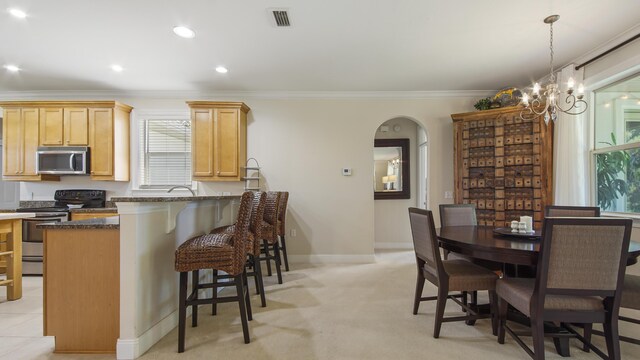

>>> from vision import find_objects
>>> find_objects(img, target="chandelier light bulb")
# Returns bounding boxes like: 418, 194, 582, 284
578, 84, 584, 94
533, 83, 541, 95
522, 93, 529, 105
567, 77, 575, 89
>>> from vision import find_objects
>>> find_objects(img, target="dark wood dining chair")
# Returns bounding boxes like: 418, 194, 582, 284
496, 217, 633, 360
439, 204, 477, 227
583, 273, 640, 348
544, 205, 601, 217
408, 207, 498, 338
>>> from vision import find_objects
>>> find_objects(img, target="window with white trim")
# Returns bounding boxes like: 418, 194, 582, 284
593, 72, 640, 213
139, 115, 192, 188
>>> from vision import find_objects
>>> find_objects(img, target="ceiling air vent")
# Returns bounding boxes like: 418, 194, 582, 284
269, 9, 291, 27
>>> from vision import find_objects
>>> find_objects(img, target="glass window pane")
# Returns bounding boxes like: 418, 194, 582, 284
595, 147, 640, 212
594, 73, 640, 149
139, 118, 192, 187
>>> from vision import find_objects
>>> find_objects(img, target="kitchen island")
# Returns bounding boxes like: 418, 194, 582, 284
111, 195, 240, 359
39, 217, 120, 353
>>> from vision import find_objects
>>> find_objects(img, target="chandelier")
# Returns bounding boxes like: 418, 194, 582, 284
520, 15, 588, 124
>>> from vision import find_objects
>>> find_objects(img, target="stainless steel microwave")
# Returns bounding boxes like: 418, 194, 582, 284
36, 146, 89, 175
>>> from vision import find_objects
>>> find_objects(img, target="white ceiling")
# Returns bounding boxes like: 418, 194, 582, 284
1, 0, 639, 93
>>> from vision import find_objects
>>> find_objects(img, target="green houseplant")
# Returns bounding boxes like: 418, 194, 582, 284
596, 133, 629, 211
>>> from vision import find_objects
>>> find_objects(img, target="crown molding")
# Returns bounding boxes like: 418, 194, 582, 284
571, 22, 640, 69
0, 89, 493, 101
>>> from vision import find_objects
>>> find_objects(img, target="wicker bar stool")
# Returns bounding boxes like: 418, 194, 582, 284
210, 191, 267, 307
174, 192, 254, 352
277, 191, 290, 271
260, 191, 284, 284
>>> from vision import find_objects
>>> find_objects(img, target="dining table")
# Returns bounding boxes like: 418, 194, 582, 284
436, 225, 640, 357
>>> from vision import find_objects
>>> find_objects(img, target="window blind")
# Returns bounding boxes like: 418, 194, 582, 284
139, 118, 192, 187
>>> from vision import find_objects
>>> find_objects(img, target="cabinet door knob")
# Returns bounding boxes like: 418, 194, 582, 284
66, 140, 70, 144
91, 171, 95, 174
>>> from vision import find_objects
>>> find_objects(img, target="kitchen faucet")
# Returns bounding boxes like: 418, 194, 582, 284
167, 185, 196, 196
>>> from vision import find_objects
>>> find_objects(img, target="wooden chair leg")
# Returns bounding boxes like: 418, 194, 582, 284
280, 235, 290, 271
488, 290, 498, 336
413, 271, 425, 315
251, 257, 260, 294
235, 274, 251, 344
582, 323, 592, 352
274, 242, 283, 284
461, 291, 468, 312
191, 270, 199, 327
497, 297, 508, 344
433, 286, 448, 338
603, 310, 621, 360
531, 318, 546, 360
254, 255, 267, 307
211, 270, 218, 316
465, 291, 478, 325
263, 240, 273, 276
178, 272, 188, 353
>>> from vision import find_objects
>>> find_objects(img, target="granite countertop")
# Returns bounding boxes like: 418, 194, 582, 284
111, 195, 241, 203
70, 207, 118, 213
0, 213, 36, 220
37, 216, 120, 230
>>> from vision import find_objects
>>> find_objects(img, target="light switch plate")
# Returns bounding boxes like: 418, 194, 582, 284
342, 168, 352, 176
444, 191, 453, 199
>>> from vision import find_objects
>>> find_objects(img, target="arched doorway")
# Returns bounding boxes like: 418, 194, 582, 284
373, 117, 428, 249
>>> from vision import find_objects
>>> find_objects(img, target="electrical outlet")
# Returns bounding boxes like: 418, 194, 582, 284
444, 191, 453, 199
290, 229, 296, 237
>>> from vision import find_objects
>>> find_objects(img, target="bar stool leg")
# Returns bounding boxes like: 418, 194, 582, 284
263, 240, 273, 276
235, 274, 251, 344
191, 270, 199, 327
212, 270, 218, 316
253, 255, 267, 307
242, 270, 253, 321
178, 272, 188, 353
280, 235, 290, 271
274, 242, 283, 284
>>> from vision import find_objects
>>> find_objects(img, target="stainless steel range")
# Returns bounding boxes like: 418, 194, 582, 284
16, 189, 106, 275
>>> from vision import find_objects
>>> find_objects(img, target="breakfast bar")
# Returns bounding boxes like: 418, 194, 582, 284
111, 195, 240, 360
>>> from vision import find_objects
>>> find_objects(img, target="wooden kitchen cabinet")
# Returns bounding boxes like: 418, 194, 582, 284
187, 102, 249, 181
1, 107, 57, 181
88, 103, 131, 181
451, 106, 553, 229
0, 101, 132, 181
39, 108, 88, 146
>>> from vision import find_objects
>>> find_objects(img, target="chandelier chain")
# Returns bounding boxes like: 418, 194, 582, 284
549, 21, 555, 83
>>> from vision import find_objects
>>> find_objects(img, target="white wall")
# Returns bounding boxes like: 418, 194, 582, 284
8, 94, 476, 261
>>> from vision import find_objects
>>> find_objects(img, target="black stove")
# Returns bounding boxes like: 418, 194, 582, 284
17, 189, 106, 215
16, 189, 107, 276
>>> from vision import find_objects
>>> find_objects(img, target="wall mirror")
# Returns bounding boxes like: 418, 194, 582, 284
374, 138, 410, 200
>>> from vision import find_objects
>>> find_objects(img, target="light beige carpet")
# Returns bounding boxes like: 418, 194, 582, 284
3, 250, 638, 359
138, 250, 640, 360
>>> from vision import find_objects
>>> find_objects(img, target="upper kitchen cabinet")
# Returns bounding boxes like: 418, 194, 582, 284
1, 107, 51, 181
186, 101, 249, 181
0, 101, 132, 181
39, 107, 89, 146
88, 103, 132, 181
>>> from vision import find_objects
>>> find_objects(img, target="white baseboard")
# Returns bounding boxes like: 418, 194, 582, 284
374, 242, 413, 250
117, 308, 183, 359
288, 254, 375, 264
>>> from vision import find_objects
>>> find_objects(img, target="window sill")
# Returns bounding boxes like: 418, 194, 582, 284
601, 211, 640, 228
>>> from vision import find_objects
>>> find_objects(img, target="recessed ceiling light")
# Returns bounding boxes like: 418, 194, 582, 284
4, 64, 20, 72
621, 94, 629, 100
8, 8, 27, 18
110, 64, 124, 72
173, 26, 195, 39
215, 66, 228, 74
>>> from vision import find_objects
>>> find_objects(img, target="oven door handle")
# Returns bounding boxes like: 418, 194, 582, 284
70, 153, 75, 171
